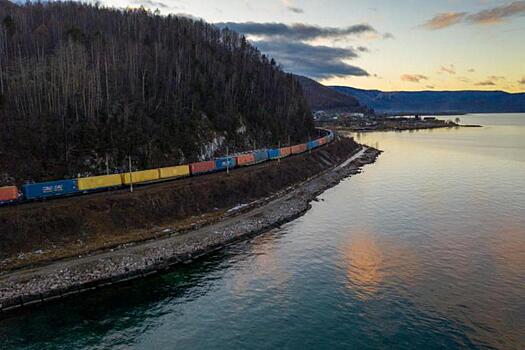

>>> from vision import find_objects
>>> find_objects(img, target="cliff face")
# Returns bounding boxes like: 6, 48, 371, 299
0, 2, 314, 184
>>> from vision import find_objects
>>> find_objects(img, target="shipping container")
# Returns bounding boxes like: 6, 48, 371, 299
190, 161, 216, 175
159, 165, 190, 179
268, 148, 281, 160
280, 147, 292, 158
22, 179, 78, 200
215, 157, 237, 171
121, 169, 160, 185
253, 150, 269, 163
307, 140, 319, 150
291, 144, 307, 154
78, 174, 122, 191
236, 153, 256, 167
0, 186, 18, 202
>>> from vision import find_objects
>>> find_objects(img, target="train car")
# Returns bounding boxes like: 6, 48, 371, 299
215, 157, 237, 171
318, 137, 327, 146
280, 147, 292, 158
121, 169, 160, 185
236, 153, 256, 167
22, 179, 78, 200
78, 174, 122, 191
291, 144, 307, 155
0, 186, 18, 203
253, 150, 269, 164
190, 160, 216, 175
159, 165, 190, 180
268, 148, 281, 160
307, 140, 319, 151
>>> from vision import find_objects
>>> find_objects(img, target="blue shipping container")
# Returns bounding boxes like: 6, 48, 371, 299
22, 179, 79, 200
268, 149, 281, 160
254, 150, 269, 163
307, 140, 319, 150
215, 157, 237, 171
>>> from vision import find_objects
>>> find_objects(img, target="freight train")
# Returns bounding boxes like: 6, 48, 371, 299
0, 130, 334, 205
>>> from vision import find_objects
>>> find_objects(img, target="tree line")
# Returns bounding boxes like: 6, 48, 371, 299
0, 1, 314, 184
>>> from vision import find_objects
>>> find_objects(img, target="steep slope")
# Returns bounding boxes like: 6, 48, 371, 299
295, 75, 367, 112
0, 2, 314, 184
332, 86, 525, 114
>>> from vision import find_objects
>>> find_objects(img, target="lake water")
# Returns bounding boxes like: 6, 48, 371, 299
1, 114, 524, 349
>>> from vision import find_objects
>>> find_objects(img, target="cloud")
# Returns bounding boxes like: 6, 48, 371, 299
422, 1, 525, 29
130, 0, 169, 9
440, 64, 456, 75
287, 6, 304, 13
214, 22, 377, 41
383, 32, 395, 39
422, 12, 466, 30
401, 74, 428, 83
475, 80, 496, 86
467, 1, 525, 24
519, 77, 525, 85
468, 68, 476, 73
282, 0, 304, 14
253, 40, 369, 79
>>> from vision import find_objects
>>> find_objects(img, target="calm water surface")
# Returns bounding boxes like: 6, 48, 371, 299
1, 114, 524, 349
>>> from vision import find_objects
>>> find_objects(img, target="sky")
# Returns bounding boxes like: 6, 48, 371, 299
84, 0, 524, 92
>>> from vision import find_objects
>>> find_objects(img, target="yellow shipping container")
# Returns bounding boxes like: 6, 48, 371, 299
78, 174, 122, 191
121, 169, 160, 185
159, 165, 190, 179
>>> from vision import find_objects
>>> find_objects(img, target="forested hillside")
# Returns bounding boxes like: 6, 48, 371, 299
332, 86, 525, 114
0, 1, 314, 184
294, 75, 369, 113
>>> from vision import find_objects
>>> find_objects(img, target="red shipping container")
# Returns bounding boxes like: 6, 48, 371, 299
236, 153, 256, 166
280, 147, 292, 157
190, 161, 216, 175
0, 186, 18, 201
291, 144, 307, 155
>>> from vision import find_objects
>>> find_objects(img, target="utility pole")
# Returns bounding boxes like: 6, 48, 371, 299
105, 154, 109, 175
128, 155, 134, 193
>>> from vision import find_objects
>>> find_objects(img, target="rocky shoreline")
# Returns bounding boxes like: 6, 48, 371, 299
0, 147, 381, 315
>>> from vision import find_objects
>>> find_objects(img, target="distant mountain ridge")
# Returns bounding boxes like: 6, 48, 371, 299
331, 86, 525, 114
294, 75, 368, 113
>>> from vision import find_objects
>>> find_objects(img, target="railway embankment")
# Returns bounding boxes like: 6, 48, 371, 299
0, 137, 381, 313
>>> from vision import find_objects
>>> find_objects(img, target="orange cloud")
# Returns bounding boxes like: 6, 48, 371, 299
422, 12, 466, 29
401, 74, 428, 83
440, 64, 456, 75
468, 1, 525, 24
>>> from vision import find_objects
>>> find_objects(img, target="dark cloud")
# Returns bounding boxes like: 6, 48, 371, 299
401, 74, 428, 83
253, 40, 368, 79
383, 32, 395, 39
519, 77, 525, 85
130, 0, 169, 9
287, 6, 304, 14
422, 12, 466, 30
357, 46, 369, 52
468, 68, 476, 73
214, 22, 376, 41
467, 1, 525, 24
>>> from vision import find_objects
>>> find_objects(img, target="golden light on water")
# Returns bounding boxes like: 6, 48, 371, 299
341, 231, 384, 300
